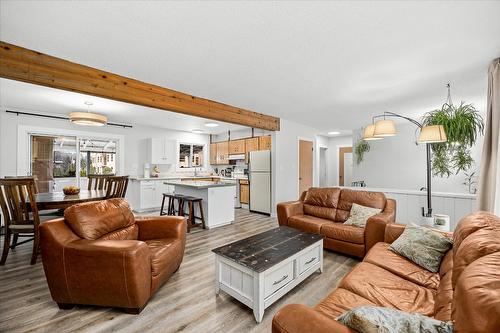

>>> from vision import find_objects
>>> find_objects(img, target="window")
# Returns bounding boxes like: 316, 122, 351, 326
80, 139, 117, 176
178, 143, 205, 168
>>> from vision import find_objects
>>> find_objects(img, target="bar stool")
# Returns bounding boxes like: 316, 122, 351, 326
180, 196, 206, 232
160, 193, 185, 216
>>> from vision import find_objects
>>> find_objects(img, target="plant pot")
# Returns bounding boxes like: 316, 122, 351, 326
421, 216, 435, 227
433, 214, 450, 231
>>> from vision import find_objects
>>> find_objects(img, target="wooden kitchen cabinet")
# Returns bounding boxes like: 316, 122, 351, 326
245, 137, 260, 163
240, 182, 249, 204
210, 143, 218, 165
216, 141, 229, 164
259, 135, 271, 150
228, 139, 246, 154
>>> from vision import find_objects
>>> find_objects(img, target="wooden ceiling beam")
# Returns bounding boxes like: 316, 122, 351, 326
0, 41, 280, 131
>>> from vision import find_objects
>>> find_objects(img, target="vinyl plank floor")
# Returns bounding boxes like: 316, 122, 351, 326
0, 209, 358, 333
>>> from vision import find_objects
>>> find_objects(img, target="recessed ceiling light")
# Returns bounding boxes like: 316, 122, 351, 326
205, 122, 219, 127
192, 129, 204, 134
328, 131, 341, 135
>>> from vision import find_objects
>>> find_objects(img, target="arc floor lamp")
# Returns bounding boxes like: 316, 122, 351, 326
362, 112, 447, 218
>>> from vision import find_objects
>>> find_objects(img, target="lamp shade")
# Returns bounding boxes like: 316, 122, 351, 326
69, 112, 107, 126
363, 124, 383, 141
374, 120, 396, 137
418, 125, 447, 143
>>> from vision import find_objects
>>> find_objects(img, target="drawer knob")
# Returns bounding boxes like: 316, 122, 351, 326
305, 257, 316, 265
273, 275, 288, 286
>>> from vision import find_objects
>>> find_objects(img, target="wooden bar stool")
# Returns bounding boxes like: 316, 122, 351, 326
160, 194, 185, 216
181, 196, 206, 232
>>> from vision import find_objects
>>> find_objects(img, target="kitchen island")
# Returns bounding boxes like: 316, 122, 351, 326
164, 180, 236, 229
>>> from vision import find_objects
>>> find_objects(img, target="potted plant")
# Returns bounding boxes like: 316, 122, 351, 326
354, 139, 370, 165
421, 102, 484, 177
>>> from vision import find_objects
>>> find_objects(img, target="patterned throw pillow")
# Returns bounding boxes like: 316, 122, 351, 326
343, 203, 381, 228
337, 306, 453, 333
389, 224, 453, 273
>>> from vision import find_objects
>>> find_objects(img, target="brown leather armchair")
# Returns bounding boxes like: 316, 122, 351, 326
277, 187, 396, 257
40, 198, 186, 314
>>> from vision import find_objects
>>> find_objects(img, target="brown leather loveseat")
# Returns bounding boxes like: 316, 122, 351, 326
40, 198, 186, 314
272, 211, 500, 333
277, 188, 396, 257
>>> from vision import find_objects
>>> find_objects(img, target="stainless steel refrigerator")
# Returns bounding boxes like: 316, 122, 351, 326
249, 150, 271, 215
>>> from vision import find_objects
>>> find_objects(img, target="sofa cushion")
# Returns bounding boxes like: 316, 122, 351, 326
288, 215, 331, 233
321, 223, 365, 244
335, 189, 386, 222
343, 203, 381, 228
389, 224, 453, 273
337, 305, 453, 333
64, 198, 135, 240
315, 288, 375, 319
365, 243, 440, 290
303, 188, 340, 220
145, 238, 183, 277
339, 262, 436, 316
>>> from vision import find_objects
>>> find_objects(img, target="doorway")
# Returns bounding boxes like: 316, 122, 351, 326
299, 139, 313, 195
339, 146, 353, 186
319, 147, 328, 187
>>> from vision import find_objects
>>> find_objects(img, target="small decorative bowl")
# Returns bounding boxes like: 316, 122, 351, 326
63, 186, 80, 195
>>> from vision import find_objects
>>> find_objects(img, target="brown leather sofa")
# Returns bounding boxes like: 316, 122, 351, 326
272, 211, 500, 333
277, 188, 396, 257
40, 198, 186, 314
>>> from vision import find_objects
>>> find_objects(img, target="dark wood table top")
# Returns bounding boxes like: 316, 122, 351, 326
212, 226, 323, 273
35, 190, 107, 210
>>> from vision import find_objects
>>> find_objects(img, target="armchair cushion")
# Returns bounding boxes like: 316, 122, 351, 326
64, 198, 135, 240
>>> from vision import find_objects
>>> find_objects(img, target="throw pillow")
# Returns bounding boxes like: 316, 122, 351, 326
337, 306, 453, 333
343, 203, 381, 228
389, 224, 453, 273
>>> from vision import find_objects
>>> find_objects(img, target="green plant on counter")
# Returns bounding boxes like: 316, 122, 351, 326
422, 102, 484, 177
462, 171, 478, 194
354, 139, 370, 165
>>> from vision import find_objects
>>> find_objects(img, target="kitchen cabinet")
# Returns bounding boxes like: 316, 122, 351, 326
210, 143, 218, 165
148, 138, 176, 165
240, 179, 249, 204
229, 139, 246, 154
127, 179, 175, 212
259, 135, 271, 150
216, 141, 229, 164
245, 137, 259, 163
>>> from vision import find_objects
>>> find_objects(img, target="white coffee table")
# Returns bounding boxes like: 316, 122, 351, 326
212, 227, 323, 323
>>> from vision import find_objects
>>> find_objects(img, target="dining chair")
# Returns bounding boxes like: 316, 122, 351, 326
105, 176, 129, 198
0, 177, 41, 265
87, 174, 112, 191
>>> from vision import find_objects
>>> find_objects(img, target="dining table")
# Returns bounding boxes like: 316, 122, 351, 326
35, 190, 108, 211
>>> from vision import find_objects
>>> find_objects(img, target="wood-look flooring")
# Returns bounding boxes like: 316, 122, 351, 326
0, 209, 358, 333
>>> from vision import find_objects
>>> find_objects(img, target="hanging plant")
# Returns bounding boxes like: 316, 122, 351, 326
354, 139, 370, 165
422, 94, 484, 177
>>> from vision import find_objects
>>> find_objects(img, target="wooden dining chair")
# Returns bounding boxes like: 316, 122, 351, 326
87, 174, 112, 191
0, 177, 41, 265
105, 176, 129, 198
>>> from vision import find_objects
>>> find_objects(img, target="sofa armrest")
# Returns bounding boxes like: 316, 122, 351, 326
365, 199, 396, 252
277, 201, 304, 226
272, 304, 357, 333
61, 239, 152, 308
384, 223, 407, 243
135, 215, 186, 241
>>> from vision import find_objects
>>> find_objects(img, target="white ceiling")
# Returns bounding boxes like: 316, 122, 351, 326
1, 1, 499, 132
0, 79, 246, 135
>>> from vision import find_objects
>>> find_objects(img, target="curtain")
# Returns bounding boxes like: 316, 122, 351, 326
478, 58, 500, 214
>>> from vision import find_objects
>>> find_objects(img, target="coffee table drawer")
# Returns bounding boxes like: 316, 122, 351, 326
298, 245, 320, 275
264, 261, 294, 298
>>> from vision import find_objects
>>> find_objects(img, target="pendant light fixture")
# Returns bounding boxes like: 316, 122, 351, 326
69, 101, 107, 126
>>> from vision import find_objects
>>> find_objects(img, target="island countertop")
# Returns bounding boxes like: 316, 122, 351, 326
164, 180, 237, 189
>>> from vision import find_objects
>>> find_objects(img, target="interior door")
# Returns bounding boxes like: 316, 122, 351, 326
339, 147, 353, 186
298, 140, 313, 196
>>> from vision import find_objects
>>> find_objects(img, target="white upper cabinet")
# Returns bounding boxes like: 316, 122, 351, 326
148, 138, 176, 165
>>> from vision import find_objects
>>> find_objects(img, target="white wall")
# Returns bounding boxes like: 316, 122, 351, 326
326, 135, 353, 186
351, 123, 484, 194
0, 110, 212, 177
